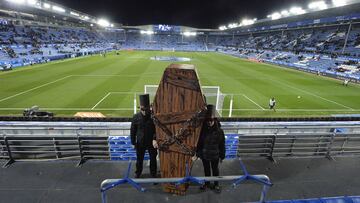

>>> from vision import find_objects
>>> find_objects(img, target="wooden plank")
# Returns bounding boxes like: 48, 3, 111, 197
153, 64, 206, 194
155, 111, 197, 125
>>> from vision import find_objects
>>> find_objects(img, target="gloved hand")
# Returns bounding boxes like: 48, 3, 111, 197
191, 155, 198, 161
152, 140, 159, 149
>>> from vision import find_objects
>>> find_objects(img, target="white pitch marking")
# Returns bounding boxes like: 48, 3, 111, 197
0, 107, 134, 111
71, 73, 160, 77
242, 94, 265, 110
0, 108, 359, 112
272, 79, 354, 111
0, 75, 72, 103
92, 93, 111, 110
227, 109, 360, 112
220, 53, 355, 111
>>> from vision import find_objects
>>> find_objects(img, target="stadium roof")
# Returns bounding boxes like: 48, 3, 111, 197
0, 0, 118, 28
220, 0, 360, 31
1, 0, 360, 30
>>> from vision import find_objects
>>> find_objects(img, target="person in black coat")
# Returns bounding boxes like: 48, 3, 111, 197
130, 94, 159, 178
195, 104, 225, 193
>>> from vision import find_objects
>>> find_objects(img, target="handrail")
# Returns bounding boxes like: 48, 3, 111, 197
0, 121, 359, 167
100, 159, 273, 203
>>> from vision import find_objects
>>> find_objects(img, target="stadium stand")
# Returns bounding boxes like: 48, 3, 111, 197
1, 8, 359, 80
1, 1, 360, 202
0, 21, 117, 67
0, 0, 360, 80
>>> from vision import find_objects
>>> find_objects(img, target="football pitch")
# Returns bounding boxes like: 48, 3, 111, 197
0, 50, 360, 117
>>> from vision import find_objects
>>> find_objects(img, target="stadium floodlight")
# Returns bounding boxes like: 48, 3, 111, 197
241, 19, 255, 26
289, 7, 306, 15
90, 24, 94, 27
26, 0, 36, 5
83, 16, 90, 20
228, 23, 238, 28
43, 3, 51, 9
183, 31, 197, 36
308, 1, 328, 10
281, 10, 290, 17
219, 26, 227, 30
97, 19, 110, 27
70, 11, 80, 17
332, 0, 347, 7
110, 24, 114, 27
140, 30, 154, 35
6, 0, 26, 4
270, 12, 282, 20
52, 5, 65, 13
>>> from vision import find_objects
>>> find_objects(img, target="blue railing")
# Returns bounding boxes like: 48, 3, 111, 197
100, 158, 273, 203
267, 196, 360, 203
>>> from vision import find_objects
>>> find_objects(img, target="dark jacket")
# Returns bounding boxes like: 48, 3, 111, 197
196, 120, 225, 161
130, 112, 156, 148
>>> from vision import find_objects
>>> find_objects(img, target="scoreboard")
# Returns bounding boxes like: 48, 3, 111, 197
154, 24, 181, 33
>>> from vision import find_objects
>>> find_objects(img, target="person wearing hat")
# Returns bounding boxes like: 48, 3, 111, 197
195, 104, 225, 193
130, 94, 158, 178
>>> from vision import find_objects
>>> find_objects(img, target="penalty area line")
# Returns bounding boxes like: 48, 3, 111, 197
0, 75, 72, 103
242, 94, 265, 110
0, 107, 134, 111
92, 93, 111, 110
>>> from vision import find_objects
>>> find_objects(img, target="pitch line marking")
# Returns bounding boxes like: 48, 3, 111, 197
71, 74, 159, 77
0, 75, 72, 103
242, 94, 265, 110
221, 52, 355, 110
227, 109, 360, 112
272, 80, 354, 111
0, 107, 134, 111
92, 93, 111, 110
0, 108, 359, 112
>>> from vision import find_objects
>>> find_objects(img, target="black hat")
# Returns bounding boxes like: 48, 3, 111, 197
139, 94, 150, 108
206, 104, 216, 118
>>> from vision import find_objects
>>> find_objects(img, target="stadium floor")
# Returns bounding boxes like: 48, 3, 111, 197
1, 51, 360, 117
1, 157, 359, 203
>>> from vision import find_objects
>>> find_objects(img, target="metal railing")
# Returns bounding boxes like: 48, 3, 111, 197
0, 134, 110, 167
237, 132, 360, 160
100, 159, 273, 203
1, 121, 360, 167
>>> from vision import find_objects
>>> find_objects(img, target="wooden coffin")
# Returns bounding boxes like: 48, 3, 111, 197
152, 64, 207, 194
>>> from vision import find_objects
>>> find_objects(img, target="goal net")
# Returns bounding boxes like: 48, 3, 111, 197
161, 47, 175, 52
144, 85, 225, 116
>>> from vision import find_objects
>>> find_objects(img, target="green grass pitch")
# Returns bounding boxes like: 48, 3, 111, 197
0, 50, 359, 117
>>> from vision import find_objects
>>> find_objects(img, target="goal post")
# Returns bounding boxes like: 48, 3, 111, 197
161, 47, 175, 52
144, 85, 227, 117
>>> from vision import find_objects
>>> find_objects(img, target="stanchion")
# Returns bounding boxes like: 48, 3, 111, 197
100, 158, 273, 203
174, 162, 205, 186
232, 158, 273, 202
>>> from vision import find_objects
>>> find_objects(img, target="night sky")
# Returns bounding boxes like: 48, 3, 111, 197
52, 0, 309, 29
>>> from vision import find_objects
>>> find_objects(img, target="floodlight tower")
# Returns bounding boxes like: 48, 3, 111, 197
332, 0, 347, 7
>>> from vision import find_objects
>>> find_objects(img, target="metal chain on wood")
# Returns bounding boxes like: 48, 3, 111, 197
152, 108, 207, 156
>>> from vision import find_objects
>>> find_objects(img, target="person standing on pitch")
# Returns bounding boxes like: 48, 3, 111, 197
131, 94, 159, 178
269, 97, 276, 112
195, 105, 225, 193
